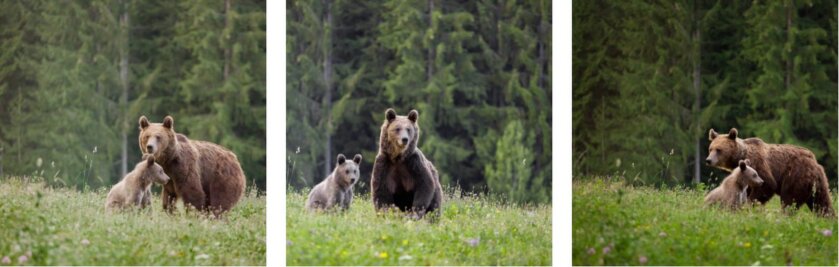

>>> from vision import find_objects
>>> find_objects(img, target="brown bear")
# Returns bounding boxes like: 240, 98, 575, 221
704, 159, 764, 210
306, 154, 362, 211
371, 109, 443, 220
707, 128, 835, 217
138, 115, 246, 216
105, 154, 171, 212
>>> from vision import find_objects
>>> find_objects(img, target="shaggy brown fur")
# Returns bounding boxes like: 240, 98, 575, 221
106, 155, 170, 212
705, 159, 764, 210
138, 115, 246, 216
306, 154, 362, 211
371, 109, 442, 220
707, 128, 834, 217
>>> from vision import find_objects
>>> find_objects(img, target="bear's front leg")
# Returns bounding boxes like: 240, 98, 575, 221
407, 154, 436, 219
342, 188, 353, 210
326, 192, 340, 211
141, 188, 152, 209
371, 154, 394, 211
749, 161, 777, 204
179, 178, 206, 212
162, 182, 177, 213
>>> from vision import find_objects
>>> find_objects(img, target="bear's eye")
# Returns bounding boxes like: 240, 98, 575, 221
395, 127, 400, 131
346, 170, 349, 174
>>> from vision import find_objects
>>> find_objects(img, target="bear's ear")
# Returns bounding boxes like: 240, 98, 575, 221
146, 154, 155, 167
353, 154, 362, 165
708, 128, 718, 140
743, 158, 751, 166
337, 154, 346, 165
139, 116, 150, 130
407, 110, 418, 123
385, 108, 397, 122
163, 115, 174, 130
728, 128, 738, 139
738, 160, 747, 171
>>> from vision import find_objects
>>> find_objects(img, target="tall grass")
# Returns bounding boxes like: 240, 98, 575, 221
572, 177, 838, 265
0, 177, 265, 265
286, 188, 552, 265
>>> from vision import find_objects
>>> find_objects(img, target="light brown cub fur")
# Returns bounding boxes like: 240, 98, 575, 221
307, 154, 362, 211
106, 155, 170, 212
705, 159, 764, 210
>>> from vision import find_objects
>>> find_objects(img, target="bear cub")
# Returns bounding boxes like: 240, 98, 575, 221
704, 159, 764, 210
306, 154, 362, 211
106, 154, 171, 212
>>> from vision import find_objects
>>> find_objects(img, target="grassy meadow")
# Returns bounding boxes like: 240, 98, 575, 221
285, 189, 552, 265
0, 177, 265, 265
573, 178, 838, 265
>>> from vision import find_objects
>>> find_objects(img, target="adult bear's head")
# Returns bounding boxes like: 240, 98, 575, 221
706, 128, 745, 171
138, 115, 177, 160
380, 108, 420, 159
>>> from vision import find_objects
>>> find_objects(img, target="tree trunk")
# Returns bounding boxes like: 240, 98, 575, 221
692, 0, 702, 184
119, 0, 130, 177
534, 6, 547, 184
322, 0, 333, 177
224, 0, 231, 81
426, 0, 434, 82
784, 0, 793, 90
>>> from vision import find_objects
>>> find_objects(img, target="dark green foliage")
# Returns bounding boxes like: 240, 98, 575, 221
0, 0, 266, 191
286, 0, 552, 203
573, 0, 837, 187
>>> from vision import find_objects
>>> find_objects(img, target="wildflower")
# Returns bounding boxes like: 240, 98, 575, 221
81, 239, 90, 246
1, 256, 10, 264
744, 242, 752, 248
398, 255, 413, 261
376, 252, 388, 259
466, 237, 480, 247
194, 254, 210, 260
639, 256, 648, 264
821, 229, 832, 237
658, 232, 667, 238
17, 255, 27, 264
287, 240, 293, 246
602, 246, 611, 254
587, 248, 595, 255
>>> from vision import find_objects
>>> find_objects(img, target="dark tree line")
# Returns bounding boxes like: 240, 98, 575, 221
287, 0, 552, 203
0, 0, 266, 190
573, 0, 837, 187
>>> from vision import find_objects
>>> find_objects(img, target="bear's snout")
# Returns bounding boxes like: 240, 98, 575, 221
351, 178, 357, 183
146, 144, 155, 153
401, 137, 408, 144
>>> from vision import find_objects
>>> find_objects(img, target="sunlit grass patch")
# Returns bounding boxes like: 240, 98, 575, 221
572, 177, 838, 266
0, 176, 265, 265
286, 188, 551, 265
